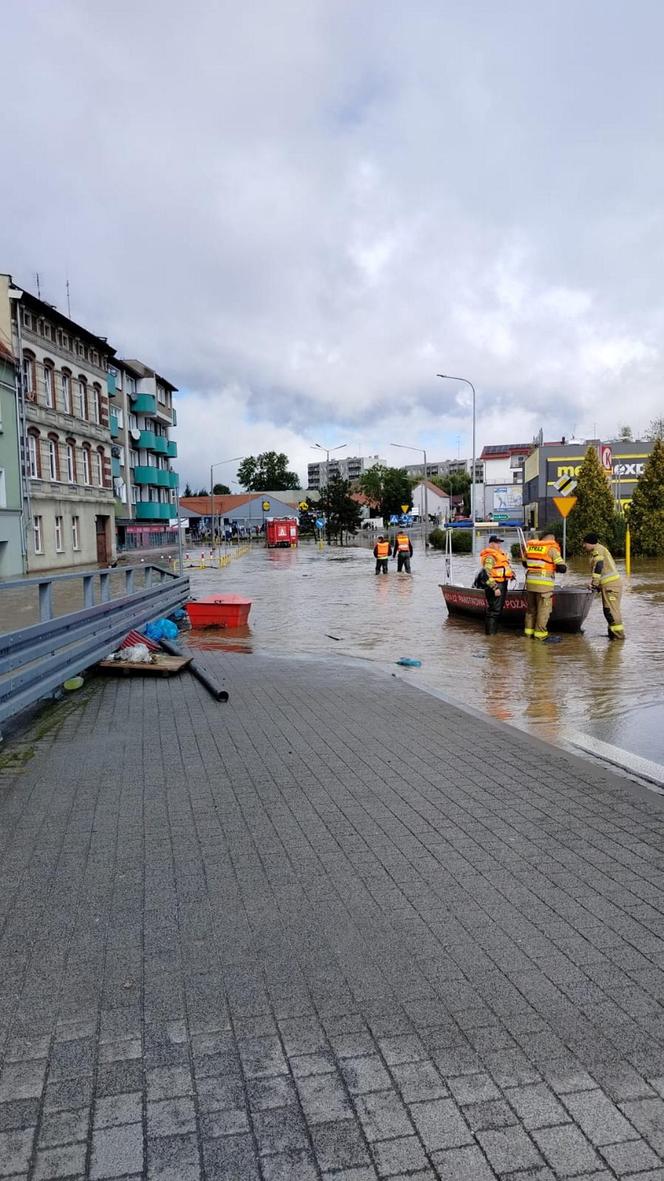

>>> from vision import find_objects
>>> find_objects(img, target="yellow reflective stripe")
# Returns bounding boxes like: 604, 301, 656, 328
526, 577, 554, 587
524, 628, 534, 636
600, 573, 620, 584
610, 623, 625, 633
534, 630, 549, 639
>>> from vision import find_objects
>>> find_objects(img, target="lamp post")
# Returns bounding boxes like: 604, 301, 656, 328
209, 456, 243, 552
312, 442, 346, 545
390, 443, 428, 551
437, 374, 477, 553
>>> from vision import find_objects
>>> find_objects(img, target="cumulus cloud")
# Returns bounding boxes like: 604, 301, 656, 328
2, 0, 664, 486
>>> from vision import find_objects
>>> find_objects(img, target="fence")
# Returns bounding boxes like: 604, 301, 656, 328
0, 564, 189, 730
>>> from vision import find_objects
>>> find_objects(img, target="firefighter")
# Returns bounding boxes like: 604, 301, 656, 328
479, 535, 515, 635
373, 535, 390, 575
392, 529, 413, 573
523, 531, 567, 641
582, 532, 625, 639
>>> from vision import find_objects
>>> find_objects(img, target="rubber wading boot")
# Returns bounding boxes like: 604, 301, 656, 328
543, 635, 562, 644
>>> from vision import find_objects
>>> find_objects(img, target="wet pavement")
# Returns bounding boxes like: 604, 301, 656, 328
186, 540, 664, 769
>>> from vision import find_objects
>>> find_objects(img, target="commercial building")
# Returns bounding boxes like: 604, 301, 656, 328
307, 454, 380, 489
523, 438, 655, 527
180, 493, 298, 535
477, 442, 532, 523
3, 275, 116, 570
107, 359, 178, 553
0, 278, 24, 576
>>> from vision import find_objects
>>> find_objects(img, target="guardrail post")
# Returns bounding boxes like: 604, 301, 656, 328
99, 573, 111, 603
125, 569, 134, 595
83, 576, 94, 609
145, 566, 153, 588
38, 581, 53, 622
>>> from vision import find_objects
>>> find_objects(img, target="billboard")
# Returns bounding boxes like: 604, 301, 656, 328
492, 485, 523, 510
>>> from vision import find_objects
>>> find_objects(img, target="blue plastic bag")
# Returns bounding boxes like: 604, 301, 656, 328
396, 657, 422, 667
144, 618, 179, 642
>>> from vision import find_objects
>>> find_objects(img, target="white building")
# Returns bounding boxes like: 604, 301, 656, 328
477, 443, 530, 521
411, 480, 451, 523
4, 277, 116, 570
307, 454, 380, 489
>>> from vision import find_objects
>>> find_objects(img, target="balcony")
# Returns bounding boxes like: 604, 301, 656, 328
152, 436, 168, 455
167, 471, 178, 489
111, 457, 121, 478
166, 440, 177, 458
133, 465, 167, 486
135, 501, 173, 521
110, 412, 119, 439
107, 371, 117, 397
138, 429, 157, 450
131, 393, 157, 415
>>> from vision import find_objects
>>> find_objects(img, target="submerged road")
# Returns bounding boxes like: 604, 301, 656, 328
3, 650, 664, 1177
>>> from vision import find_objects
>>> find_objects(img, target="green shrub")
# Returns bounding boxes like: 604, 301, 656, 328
428, 527, 472, 553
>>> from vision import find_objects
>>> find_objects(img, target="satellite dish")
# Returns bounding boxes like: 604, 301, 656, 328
130, 429, 141, 442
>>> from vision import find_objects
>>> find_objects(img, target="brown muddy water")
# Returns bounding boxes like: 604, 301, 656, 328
186, 541, 664, 772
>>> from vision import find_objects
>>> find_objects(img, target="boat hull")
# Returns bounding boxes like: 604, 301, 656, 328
440, 584, 593, 632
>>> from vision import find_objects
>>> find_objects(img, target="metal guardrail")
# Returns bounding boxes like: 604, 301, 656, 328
0, 564, 190, 729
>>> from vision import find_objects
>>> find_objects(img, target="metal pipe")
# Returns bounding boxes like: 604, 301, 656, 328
389, 442, 428, 550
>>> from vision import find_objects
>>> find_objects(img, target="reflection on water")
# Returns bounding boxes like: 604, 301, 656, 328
186, 543, 664, 760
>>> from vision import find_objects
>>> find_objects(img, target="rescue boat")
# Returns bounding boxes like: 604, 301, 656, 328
439, 523, 593, 633
440, 583, 593, 632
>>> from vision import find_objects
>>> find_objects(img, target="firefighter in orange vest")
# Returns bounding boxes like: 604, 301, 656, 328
479, 535, 515, 635
373, 535, 390, 575
392, 529, 413, 573
523, 531, 567, 642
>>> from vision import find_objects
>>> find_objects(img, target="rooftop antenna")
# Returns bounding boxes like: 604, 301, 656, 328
35, 272, 41, 299
66, 275, 71, 319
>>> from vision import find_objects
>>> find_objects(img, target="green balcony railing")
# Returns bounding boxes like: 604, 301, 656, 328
138, 430, 157, 450
152, 436, 168, 455
135, 501, 173, 521
167, 471, 179, 489
110, 413, 119, 439
133, 465, 164, 486
107, 371, 117, 397
166, 440, 177, 458
111, 457, 121, 478
131, 393, 157, 415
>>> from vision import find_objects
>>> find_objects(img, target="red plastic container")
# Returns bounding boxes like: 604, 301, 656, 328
186, 595, 252, 628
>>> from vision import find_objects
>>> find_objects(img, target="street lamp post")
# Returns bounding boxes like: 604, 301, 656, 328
312, 442, 346, 546
209, 456, 244, 552
390, 443, 428, 551
437, 374, 477, 554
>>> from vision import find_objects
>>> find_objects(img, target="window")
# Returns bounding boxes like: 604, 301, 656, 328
93, 449, 102, 486
72, 516, 80, 550
78, 378, 88, 419
131, 484, 138, 504
0, 468, 6, 509
55, 515, 64, 552
33, 515, 43, 554
93, 384, 102, 424
62, 333, 70, 351
82, 446, 91, 485
27, 432, 40, 478
43, 362, 55, 409
22, 310, 32, 329
23, 353, 36, 399
67, 441, 76, 483
61, 370, 72, 414
48, 436, 60, 480
56, 329, 63, 347
43, 322, 52, 340
91, 350, 99, 367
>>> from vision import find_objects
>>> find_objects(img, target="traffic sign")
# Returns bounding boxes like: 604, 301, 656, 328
315, 518, 325, 529
389, 514, 399, 524
492, 511, 510, 521
400, 515, 413, 526
600, 443, 613, 471
553, 495, 577, 518
262, 500, 271, 511
298, 500, 309, 511
554, 474, 577, 495
401, 503, 410, 513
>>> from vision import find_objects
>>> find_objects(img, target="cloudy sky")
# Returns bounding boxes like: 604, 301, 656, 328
2, 0, 663, 487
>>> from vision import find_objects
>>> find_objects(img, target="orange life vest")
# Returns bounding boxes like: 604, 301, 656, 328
376, 540, 390, 559
396, 534, 410, 553
525, 540, 561, 590
479, 546, 513, 584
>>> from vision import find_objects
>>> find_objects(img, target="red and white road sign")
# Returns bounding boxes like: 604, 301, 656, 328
600, 443, 613, 471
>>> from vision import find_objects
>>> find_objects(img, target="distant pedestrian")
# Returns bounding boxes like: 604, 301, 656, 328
393, 529, 413, 573
582, 532, 625, 640
373, 535, 390, 575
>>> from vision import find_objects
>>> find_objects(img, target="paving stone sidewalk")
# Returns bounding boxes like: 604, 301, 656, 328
3, 650, 664, 1179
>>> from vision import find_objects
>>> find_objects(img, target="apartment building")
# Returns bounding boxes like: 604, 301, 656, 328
307, 454, 380, 489
0, 279, 24, 576
2, 276, 116, 571
108, 359, 178, 552
402, 458, 474, 480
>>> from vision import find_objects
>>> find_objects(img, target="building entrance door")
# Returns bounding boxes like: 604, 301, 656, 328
95, 516, 109, 565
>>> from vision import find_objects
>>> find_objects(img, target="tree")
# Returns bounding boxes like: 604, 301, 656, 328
646, 417, 664, 441
566, 445, 620, 555
237, 451, 300, 491
321, 476, 362, 545
430, 472, 471, 514
358, 465, 414, 521
617, 425, 633, 441
196, 488, 208, 496
183, 482, 192, 497
626, 437, 664, 556
213, 482, 230, 495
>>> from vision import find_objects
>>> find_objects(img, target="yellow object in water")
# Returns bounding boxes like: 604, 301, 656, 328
63, 676, 84, 691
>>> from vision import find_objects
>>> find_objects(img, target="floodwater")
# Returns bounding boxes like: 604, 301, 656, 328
187, 540, 664, 771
